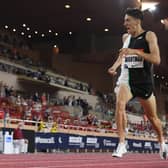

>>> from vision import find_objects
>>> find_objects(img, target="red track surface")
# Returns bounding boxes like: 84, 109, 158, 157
0, 153, 167, 168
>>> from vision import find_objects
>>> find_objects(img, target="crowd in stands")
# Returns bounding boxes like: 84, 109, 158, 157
0, 81, 159, 139
0, 81, 92, 124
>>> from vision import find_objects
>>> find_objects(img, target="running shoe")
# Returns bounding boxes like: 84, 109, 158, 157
160, 143, 168, 160
112, 142, 127, 158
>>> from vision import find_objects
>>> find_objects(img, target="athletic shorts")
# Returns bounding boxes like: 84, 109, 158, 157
115, 82, 153, 100
116, 65, 154, 99
130, 83, 153, 99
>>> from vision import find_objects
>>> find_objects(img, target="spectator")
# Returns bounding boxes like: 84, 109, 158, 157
13, 122, 28, 154
38, 120, 46, 132
50, 122, 57, 133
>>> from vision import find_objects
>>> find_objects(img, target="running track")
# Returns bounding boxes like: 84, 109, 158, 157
0, 153, 167, 168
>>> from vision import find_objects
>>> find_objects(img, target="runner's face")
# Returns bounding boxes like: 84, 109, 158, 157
124, 14, 139, 34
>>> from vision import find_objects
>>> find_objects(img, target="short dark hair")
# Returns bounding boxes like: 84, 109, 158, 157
125, 8, 143, 21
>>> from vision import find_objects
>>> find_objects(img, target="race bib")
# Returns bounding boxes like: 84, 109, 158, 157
124, 55, 144, 68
